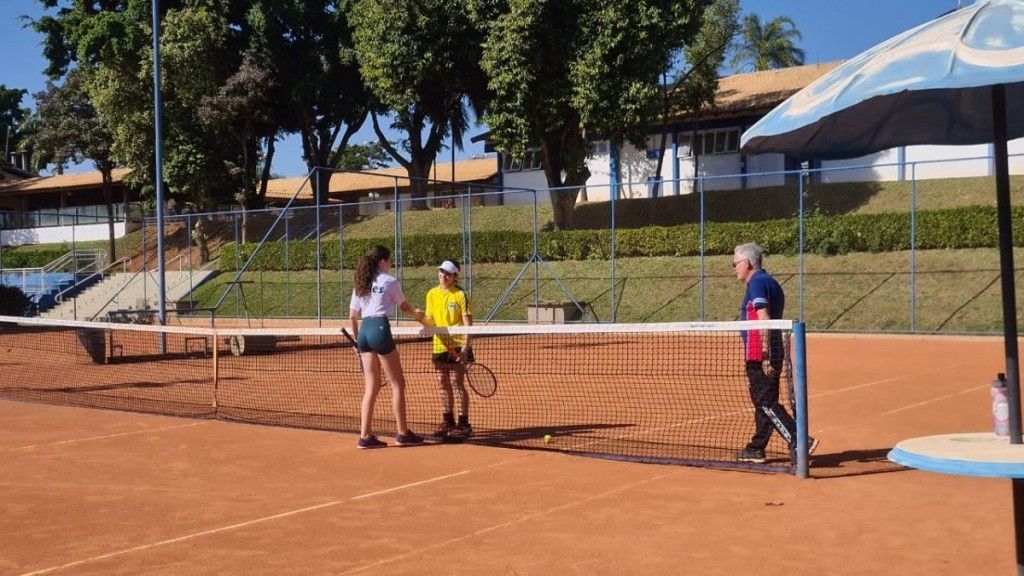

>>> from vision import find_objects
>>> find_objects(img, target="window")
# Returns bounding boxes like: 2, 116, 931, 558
589, 140, 609, 155
502, 148, 544, 172
531, 150, 544, 170
646, 136, 664, 160
681, 128, 741, 157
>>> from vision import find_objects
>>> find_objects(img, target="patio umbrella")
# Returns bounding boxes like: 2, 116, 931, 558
742, 0, 1023, 442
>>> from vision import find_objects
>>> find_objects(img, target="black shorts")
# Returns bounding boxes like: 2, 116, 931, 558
432, 347, 474, 364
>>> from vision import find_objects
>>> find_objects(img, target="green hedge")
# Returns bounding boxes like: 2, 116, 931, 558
1, 249, 69, 268
0, 284, 32, 316
219, 205, 1024, 270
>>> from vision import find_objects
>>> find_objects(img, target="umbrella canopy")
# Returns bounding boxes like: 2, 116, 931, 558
741, 0, 1023, 441
741, 0, 1024, 158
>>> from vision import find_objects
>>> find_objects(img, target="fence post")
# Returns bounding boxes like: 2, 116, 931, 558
533, 188, 540, 311
344, 200, 348, 317
910, 162, 917, 332
393, 177, 402, 323
699, 177, 706, 321
465, 185, 473, 296
285, 208, 290, 317
186, 212, 193, 299
315, 167, 323, 326
234, 211, 240, 318
71, 219, 77, 319
611, 177, 617, 323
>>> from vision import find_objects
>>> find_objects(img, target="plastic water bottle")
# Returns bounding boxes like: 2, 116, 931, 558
991, 373, 1009, 437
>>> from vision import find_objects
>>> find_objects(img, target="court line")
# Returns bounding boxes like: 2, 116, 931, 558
880, 384, 989, 416
16, 456, 531, 576
337, 469, 680, 575
3, 422, 208, 452
809, 362, 968, 399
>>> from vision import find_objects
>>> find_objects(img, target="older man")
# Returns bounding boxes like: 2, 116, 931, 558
732, 242, 817, 464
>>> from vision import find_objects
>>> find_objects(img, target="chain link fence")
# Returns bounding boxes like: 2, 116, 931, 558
4, 157, 1021, 334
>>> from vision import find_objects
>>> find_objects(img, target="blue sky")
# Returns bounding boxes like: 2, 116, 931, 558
1, 0, 967, 177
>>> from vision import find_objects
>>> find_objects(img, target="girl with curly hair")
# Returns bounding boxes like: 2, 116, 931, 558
349, 245, 427, 449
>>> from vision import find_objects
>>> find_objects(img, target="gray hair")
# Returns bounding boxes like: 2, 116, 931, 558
734, 242, 764, 269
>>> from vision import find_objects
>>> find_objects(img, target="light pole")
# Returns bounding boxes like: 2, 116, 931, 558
151, 0, 167, 329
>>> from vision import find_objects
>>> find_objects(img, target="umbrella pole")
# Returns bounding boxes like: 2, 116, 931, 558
992, 83, 1024, 576
992, 84, 1022, 444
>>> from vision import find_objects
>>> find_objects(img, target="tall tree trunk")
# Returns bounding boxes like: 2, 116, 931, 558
407, 159, 433, 210
548, 188, 578, 230
240, 203, 248, 245
541, 128, 589, 230
258, 136, 275, 204
651, 73, 671, 200
314, 167, 333, 207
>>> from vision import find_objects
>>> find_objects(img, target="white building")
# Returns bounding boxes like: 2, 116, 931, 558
489, 62, 1024, 203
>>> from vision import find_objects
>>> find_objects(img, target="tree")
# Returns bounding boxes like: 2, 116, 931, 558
0, 284, 33, 316
335, 141, 393, 171
31, 70, 120, 260
0, 85, 30, 162
479, 0, 712, 229
198, 48, 278, 242
253, 0, 369, 205
34, 0, 234, 206
730, 14, 805, 73
350, 0, 487, 210
651, 0, 740, 197
33, 1, 290, 214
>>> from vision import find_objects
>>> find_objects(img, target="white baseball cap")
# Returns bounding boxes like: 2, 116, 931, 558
437, 260, 460, 275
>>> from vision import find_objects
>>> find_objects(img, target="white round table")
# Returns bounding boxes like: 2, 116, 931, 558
888, 432, 1024, 575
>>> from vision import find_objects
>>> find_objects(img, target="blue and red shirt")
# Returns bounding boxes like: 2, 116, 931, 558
740, 269, 785, 361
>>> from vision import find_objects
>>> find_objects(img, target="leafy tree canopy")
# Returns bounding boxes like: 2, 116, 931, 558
351, 0, 487, 206
335, 140, 393, 171
478, 0, 713, 228
0, 85, 30, 156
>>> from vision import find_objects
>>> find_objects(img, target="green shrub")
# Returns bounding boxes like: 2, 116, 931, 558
0, 284, 33, 316
1, 249, 69, 268
217, 205, 1024, 270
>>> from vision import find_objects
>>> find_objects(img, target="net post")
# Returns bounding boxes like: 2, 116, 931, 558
793, 320, 810, 478
211, 328, 219, 411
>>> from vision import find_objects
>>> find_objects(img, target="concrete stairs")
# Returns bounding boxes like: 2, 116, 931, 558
42, 269, 217, 321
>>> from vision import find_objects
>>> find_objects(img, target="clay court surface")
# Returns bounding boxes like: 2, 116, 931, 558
1, 333, 1019, 575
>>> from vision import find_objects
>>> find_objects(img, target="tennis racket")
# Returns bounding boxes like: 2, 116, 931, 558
441, 340, 497, 398
340, 328, 363, 373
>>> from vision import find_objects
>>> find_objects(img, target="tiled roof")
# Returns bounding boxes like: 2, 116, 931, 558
0, 168, 131, 195
0, 157, 499, 200
264, 156, 499, 200
0, 160, 33, 182
671, 62, 842, 121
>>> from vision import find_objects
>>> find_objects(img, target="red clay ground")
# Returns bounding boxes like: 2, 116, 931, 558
0, 333, 1019, 575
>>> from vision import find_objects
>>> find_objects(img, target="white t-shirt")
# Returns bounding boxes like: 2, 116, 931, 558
349, 273, 405, 318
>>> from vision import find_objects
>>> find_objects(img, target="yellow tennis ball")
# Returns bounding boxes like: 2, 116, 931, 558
543, 434, 553, 443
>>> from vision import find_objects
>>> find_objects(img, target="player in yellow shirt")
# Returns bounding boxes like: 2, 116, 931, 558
424, 260, 474, 441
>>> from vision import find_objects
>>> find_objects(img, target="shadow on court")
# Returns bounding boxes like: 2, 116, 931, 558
809, 447, 911, 479
471, 422, 632, 444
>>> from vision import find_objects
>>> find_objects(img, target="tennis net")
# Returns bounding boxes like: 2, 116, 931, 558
0, 315, 809, 474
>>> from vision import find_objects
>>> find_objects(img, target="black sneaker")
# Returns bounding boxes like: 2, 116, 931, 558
395, 431, 424, 446
735, 447, 766, 463
429, 423, 452, 440
449, 423, 473, 440
357, 435, 387, 449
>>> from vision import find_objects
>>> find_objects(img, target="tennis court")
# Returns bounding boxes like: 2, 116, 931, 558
0, 332, 1017, 575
